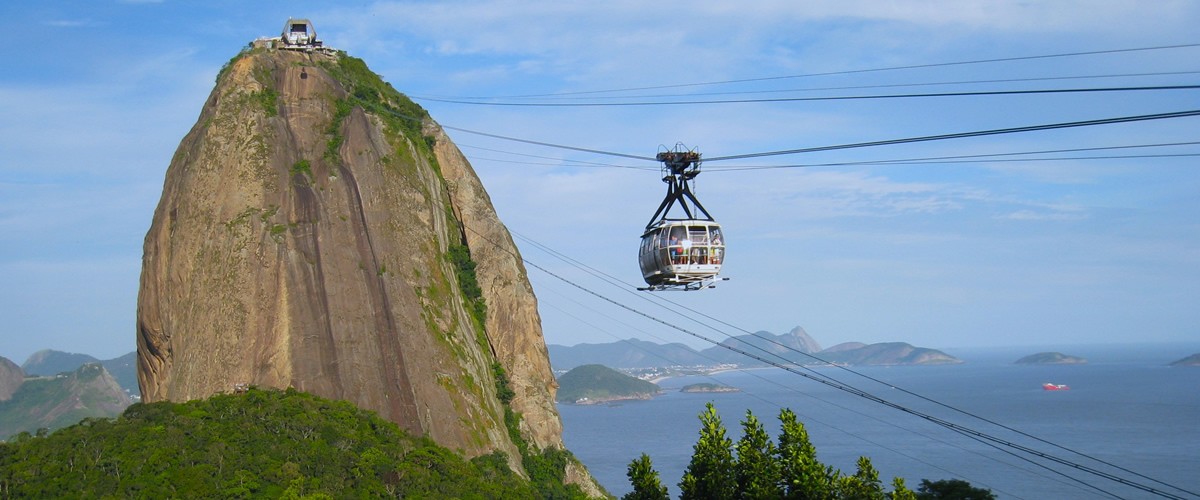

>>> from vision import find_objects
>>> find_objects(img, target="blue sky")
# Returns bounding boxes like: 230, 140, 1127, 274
2, 1, 1198, 363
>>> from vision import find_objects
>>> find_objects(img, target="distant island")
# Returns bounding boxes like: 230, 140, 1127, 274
1169, 353, 1200, 366
548, 326, 962, 371
680, 383, 739, 394
555, 364, 660, 404
1015, 352, 1087, 365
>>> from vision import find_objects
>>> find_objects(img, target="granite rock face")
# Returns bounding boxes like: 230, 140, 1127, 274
137, 47, 590, 491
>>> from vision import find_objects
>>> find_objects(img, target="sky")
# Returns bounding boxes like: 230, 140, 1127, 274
1, 1, 1198, 363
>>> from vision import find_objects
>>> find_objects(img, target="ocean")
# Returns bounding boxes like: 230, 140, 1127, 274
558, 343, 1200, 499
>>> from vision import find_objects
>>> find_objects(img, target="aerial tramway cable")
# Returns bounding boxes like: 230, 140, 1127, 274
446, 42, 1200, 98
507, 228, 1198, 498
459, 220, 1197, 499
414, 84, 1200, 107
702, 109, 1200, 162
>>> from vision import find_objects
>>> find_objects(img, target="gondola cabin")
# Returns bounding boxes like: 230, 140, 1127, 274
639, 220, 724, 289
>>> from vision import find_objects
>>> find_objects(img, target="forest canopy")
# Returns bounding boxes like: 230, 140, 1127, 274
0, 387, 581, 498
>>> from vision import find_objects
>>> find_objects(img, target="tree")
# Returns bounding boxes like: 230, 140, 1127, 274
890, 477, 918, 500
776, 408, 835, 499
624, 453, 669, 500
836, 456, 886, 500
916, 479, 996, 500
735, 410, 781, 499
679, 402, 736, 500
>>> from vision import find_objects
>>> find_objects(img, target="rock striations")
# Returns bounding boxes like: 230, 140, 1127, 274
137, 46, 592, 491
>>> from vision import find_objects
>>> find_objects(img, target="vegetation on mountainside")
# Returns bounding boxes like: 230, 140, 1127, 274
322, 54, 434, 153
557, 364, 660, 404
0, 364, 129, 441
0, 388, 551, 498
625, 403, 994, 500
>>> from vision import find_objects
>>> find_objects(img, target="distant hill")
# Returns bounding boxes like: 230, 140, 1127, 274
1169, 353, 1200, 366
99, 352, 138, 394
549, 339, 707, 370
1015, 352, 1087, 365
549, 327, 959, 369
0, 363, 132, 440
18, 350, 139, 394
819, 342, 961, 366
0, 357, 23, 401
22, 349, 100, 376
680, 383, 739, 394
698, 327, 822, 365
556, 364, 660, 404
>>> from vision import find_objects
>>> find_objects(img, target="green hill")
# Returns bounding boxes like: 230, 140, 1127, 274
556, 364, 659, 404
0, 363, 131, 440
1015, 352, 1087, 365
0, 388, 550, 498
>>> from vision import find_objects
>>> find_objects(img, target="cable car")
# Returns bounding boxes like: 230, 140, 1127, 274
638, 145, 726, 291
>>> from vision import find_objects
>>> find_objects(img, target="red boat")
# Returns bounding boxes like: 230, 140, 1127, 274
1043, 383, 1070, 391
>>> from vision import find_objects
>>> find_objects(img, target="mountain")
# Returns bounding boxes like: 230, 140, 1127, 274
0, 357, 23, 401
699, 326, 823, 365
549, 327, 959, 368
21, 349, 99, 376
1015, 352, 1087, 365
19, 350, 139, 394
818, 342, 961, 365
549, 339, 708, 370
134, 41, 593, 492
1168, 353, 1200, 366
99, 352, 138, 394
0, 363, 132, 440
556, 365, 660, 404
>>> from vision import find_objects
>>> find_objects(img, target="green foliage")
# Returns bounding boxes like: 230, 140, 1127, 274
448, 243, 488, 324
0, 388, 540, 498
624, 453, 670, 500
322, 54, 431, 146
324, 98, 353, 165
493, 362, 516, 404
835, 456, 886, 499
679, 402, 736, 500
891, 477, 918, 500
290, 159, 312, 178
636, 404, 972, 500
778, 407, 835, 499
494, 363, 591, 499
915, 479, 996, 500
254, 87, 280, 117
735, 410, 781, 499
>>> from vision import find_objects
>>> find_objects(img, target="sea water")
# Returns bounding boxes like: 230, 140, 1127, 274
558, 343, 1200, 499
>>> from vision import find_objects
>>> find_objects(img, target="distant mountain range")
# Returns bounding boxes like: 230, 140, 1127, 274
21, 350, 138, 394
548, 326, 961, 370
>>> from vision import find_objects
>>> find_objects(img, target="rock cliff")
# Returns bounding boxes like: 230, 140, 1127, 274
137, 47, 591, 491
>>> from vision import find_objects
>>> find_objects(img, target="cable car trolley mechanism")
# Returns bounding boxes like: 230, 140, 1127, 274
638, 144, 727, 291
